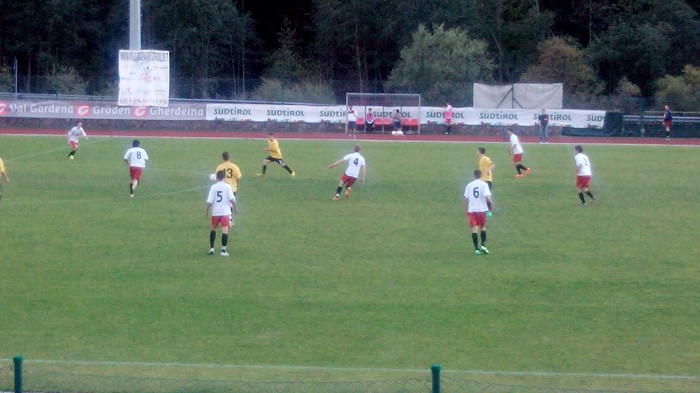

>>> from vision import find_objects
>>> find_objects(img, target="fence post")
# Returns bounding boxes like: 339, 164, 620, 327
13, 355, 23, 393
431, 363, 441, 393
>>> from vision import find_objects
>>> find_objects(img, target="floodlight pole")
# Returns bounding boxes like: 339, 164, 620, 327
129, 0, 142, 50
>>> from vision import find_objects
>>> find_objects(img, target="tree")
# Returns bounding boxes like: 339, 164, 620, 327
387, 24, 495, 105
655, 65, 700, 112
520, 36, 603, 107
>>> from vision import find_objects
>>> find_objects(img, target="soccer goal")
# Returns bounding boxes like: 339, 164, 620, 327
345, 93, 422, 134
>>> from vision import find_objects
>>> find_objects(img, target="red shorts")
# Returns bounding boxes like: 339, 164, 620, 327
576, 176, 591, 189
70, 141, 79, 149
211, 215, 231, 228
512, 153, 522, 163
663, 120, 672, 129
445, 118, 452, 125
129, 167, 144, 181
341, 174, 358, 187
468, 212, 487, 227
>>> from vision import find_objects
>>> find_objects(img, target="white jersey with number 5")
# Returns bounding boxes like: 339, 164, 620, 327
124, 147, 149, 168
575, 153, 592, 176
343, 152, 365, 178
207, 182, 236, 216
464, 179, 491, 213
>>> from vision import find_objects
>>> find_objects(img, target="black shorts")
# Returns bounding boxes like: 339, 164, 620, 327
265, 156, 284, 165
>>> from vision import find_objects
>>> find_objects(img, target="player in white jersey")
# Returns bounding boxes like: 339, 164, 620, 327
507, 129, 531, 178
464, 169, 494, 255
327, 145, 366, 201
123, 139, 149, 198
205, 170, 238, 256
574, 145, 595, 206
66, 121, 87, 159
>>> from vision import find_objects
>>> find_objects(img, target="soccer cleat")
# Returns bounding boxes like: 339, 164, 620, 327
486, 211, 493, 217
333, 195, 340, 201
208, 248, 215, 255
291, 171, 296, 177
474, 249, 483, 255
68, 155, 74, 160
579, 202, 586, 206
344, 188, 352, 198
256, 173, 265, 177
590, 197, 596, 205
515, 174, 523, 178
525, 168, 531, 175
480, 245, 489, 254
130, 194, 134, 198
220, 251, 229, 257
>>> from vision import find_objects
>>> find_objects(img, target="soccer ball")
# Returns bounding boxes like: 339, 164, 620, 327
209, 173, 217, 182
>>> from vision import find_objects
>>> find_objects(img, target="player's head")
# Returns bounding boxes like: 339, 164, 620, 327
542, 109, 546, 113
473, 170, 482, 179
216, 170, 225, 181
368, 108, 373, 112
664, 105, 669, 111
132, 139, 140, 147
267, 133, 274, 140
222, 152, 230, 161
354, 145, 361, 152
477, 147, 486, 155
575, 145, 583, 153
506, 129, 514, 136
76, 121, 82, 127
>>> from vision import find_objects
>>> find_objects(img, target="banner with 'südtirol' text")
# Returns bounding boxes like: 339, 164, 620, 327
0, 99, 606, 128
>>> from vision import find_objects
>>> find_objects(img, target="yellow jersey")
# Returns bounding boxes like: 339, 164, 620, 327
216, 162, 242, 192
267, 138, 283, 159
479, 155, 494, 182
0, 158, 5, 174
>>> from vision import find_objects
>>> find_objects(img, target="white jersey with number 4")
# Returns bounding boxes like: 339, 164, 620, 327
575, 153, 592, 176
207, 182, 236, 216
464, 179, 491, 213
124, 147, 149, 168
343, 152, 365, 178
510, 133, 523, 155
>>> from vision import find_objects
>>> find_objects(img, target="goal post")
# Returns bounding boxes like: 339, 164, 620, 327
345, 93, 422, 134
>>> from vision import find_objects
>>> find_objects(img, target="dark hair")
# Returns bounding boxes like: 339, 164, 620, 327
575, 145, 583, 153
354, 145, 361, 152
132, 140, 140, 147
478, 147, 486, 154
222, 152, 230, 161
216, 170, 225, 180
474, 170, 482, 178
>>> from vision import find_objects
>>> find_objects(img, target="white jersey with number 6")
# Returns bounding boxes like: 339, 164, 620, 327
343, 152, 366, 178
464, 179, 491, 213
575, 152, 592, 176
124, 147, 149, 168
207, 182, 236, 217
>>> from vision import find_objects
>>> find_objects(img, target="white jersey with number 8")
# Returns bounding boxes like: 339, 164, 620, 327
124, 147, 149, 168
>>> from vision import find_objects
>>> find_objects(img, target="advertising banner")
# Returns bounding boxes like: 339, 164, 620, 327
0, 99, 206, 120
118, 50, 170, 107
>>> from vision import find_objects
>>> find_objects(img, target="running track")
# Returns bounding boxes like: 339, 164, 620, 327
2, 127, 700, 146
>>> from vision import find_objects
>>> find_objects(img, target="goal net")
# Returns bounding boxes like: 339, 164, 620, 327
345, 93, 422, 134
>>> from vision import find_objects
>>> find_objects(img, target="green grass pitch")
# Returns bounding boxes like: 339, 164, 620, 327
0, 135, 698, 392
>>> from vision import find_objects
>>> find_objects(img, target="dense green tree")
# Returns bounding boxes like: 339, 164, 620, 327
655, 65, 700, 111
387, 24, 495, 105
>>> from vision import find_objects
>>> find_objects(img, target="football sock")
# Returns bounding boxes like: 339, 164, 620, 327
68, 151, 75, 157
336, 186, 342, 195
585, 191, 595, 199
471, 233, 479, 249
578, 192, 585, 203
516, 167, 521, 175
209, 230, 216, 247
262, 165, 267, 174
283, 165, 293, 174
480, 230, 487, 245
129, 184, 133, 195
222, 234, 228, 247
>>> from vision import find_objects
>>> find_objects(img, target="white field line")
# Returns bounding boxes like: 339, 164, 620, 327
22, 359, 698, 381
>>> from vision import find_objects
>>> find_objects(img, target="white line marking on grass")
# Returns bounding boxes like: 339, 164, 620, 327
3, 137, 112, 162
1, 186, 206, 206
24, 359, 698, 381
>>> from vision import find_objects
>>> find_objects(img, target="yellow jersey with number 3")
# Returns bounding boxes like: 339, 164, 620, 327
216, 162, 242, 192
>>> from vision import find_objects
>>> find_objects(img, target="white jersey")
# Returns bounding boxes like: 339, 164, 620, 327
464, 179, 491, 213
575, 153, 592, 176
510, 133, 523, 155
343, 152, 366, 178
67, 126, 86, 142
347, 108, 357, 122
124, 147, 149, 168
207, 181, 236, 216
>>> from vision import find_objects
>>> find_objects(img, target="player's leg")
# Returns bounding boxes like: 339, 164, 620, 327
479, 224, 489, 254
583, 186, 595, 204
334, 178, 346, 200
209, 222, 217, 255
258, 158, 270, 176
220, 222, 230, 256
277, 159, 294, 175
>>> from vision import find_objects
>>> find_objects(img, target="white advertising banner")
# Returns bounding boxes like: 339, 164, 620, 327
474, 83, 563, 109
118, 50, 170, 107
0, 99, 205, 120
421, 107, 605, 128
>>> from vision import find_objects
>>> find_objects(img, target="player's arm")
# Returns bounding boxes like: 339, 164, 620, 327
360, 164, 367, 185
327, 158, 345, 169
463, 195, 470, 213
205, 202, 212, 218
1, 170, 8, 182
486, 196, 494, 212
230, 197, 238, 214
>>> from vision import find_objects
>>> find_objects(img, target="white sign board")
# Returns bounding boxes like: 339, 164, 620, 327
118, 50, 170, 107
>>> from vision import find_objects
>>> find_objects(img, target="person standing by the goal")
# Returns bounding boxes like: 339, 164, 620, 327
444, 103, 454, 135
662, 105, 673, 140
346, 105, 357, 139
66, 121, 87, 159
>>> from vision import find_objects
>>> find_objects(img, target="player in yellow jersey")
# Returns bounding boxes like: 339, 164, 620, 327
257, 133, 295, 177
0, 156, 9, 201
216, 152, 242, 196
477, 147, 495, 216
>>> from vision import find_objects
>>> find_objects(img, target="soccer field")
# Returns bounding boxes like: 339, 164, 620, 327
0, 135, 698, 392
